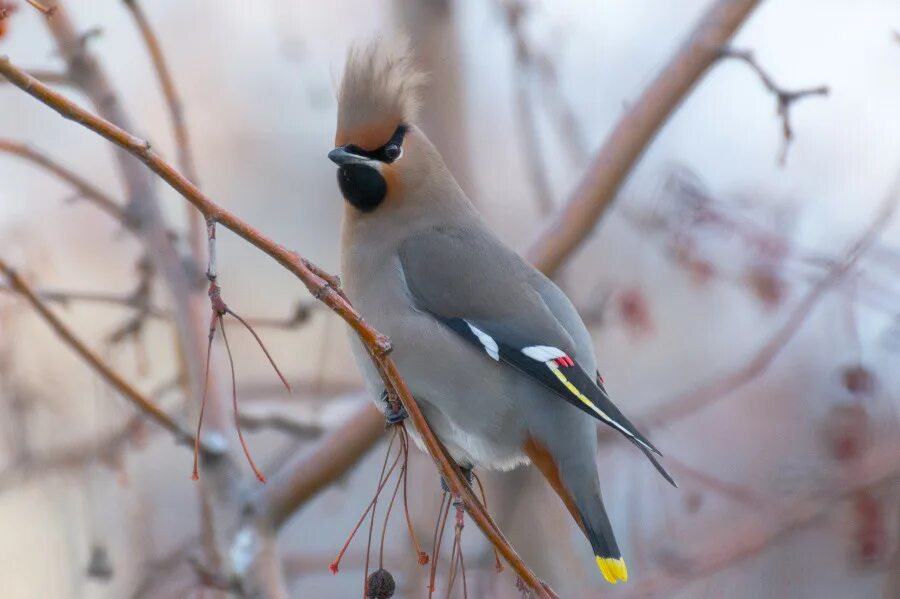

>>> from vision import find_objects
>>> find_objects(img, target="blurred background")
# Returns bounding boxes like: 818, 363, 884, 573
1, 1, 899, 597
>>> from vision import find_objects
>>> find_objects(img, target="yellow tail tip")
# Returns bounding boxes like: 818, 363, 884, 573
595, 556, 628, 584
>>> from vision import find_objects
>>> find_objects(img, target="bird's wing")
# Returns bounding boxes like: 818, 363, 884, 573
398, 226, 670, 478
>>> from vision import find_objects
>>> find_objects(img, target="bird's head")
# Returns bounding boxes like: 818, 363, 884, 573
329, 39, 432, 214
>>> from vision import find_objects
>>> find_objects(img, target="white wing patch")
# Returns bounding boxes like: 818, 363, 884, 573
467, 322, 499, 361
521, 345, 567, 362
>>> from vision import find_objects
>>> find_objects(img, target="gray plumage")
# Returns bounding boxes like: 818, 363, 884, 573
333, 41, 670, 584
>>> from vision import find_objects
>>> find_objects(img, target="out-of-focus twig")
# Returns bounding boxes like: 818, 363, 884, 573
123, 0, 204, 261
0, 414, 143, 492
0, 139, 126, 224
0, 284, 165, 315
663, 454, 767, 509
23, 0, 56, 16
493, 0, 589, 165
35, 3, 232, 583
719, 48, 829, 165
0, 257, 197, 444
640, 173, 900, 430
0, 56, 556, 597
526, 0, 762, 276
263, 404, 386, 529
0, 282, 318, 333
622, 439, 900, 598
129, 537, 198, 599
0, 68, 70, 85
237, 408, 325, 440
500, 0, 555, 214
621, 194, 900, 315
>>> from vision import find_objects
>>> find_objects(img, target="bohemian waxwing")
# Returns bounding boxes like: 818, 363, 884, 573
328, 40, 675, 585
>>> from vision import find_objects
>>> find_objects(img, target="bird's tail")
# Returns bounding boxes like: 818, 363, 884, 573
576, 493, 628, 584
524, 439, 628, 584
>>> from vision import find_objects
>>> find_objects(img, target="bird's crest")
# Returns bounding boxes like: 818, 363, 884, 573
336, 38, 426, 149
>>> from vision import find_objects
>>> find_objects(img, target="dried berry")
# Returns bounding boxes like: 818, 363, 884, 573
617, 288, 654, 337
86, 545, 113, 580
745, 264, 786, 309
366, 568, 395, 599
842, 365, 875, 396
820, 403, 869, 461
0, 2, 18, 40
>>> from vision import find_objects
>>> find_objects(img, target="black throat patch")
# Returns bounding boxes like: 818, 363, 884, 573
337, 164, 387, 213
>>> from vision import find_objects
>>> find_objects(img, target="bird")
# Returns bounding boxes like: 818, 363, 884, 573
328, 39, 675, 585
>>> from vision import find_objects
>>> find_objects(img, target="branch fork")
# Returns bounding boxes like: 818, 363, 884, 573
192, 221, 291, 483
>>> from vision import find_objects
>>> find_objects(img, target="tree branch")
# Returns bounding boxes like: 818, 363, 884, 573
0, 139, 126, 224
23, 0, 56, 16
0, 257, 196, 445
122, 0, 204, 261
719, 48, 828, 165
526, 0, 762, 276
0, 283, 318, 331
0, 68, 70, 85
263, 404, 385, 529
638, 174, 899, 430
0, 55, 556, 597
621, 440, 900, 598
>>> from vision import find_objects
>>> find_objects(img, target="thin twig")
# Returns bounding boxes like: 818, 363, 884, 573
236, 409, 325, 439
0, 68, 70, 85
36, 4, 233, 581
663, 455, 767, 509
0, 414, 143, 492
219, 314, 266, 482
719, 48, 829, 165
123, 0, 204, 261
24, 0, 56, 16
503, 0, 554, 214
0, 283, 318, 330
0, 139, 126, 224
0, 258, 196, 445
622, 440, 900, 598
526, 0, 762, 276
639, 173, 900, 430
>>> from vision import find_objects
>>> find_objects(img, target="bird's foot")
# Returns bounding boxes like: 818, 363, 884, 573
380, 390, 408, 426
440, 464, 473, 494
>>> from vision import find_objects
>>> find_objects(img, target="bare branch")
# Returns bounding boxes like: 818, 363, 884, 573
640, 174, 900, 430
622, 440, 900, 598
526, 0, 762, 276
263, 405, 386, 528
0, 284, 162, 314
122, 0, 204, 261
0, 414, 141, 492
0, 55, 556, 597
237, 408, 325, 440
664, 454, 767, 509
37, 3, 236, 582
0, 283, 317, 331
0, 139, 126, 224
0, 68, 70, 85
0, 258, 197, 445
720, 48, 829, 164
500, 0, 555, 214
24, 0, 56, 17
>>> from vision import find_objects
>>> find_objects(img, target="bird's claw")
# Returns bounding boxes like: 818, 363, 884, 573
380, 390, 407, 425
440, 465, 473, 493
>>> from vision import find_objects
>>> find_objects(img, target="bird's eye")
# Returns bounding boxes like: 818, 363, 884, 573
384, 144, 401, 161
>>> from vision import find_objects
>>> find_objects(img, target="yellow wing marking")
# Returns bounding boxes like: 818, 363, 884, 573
549, 365, 612, 423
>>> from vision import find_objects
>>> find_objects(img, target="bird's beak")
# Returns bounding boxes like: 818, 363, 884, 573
328, 147, 375, 167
